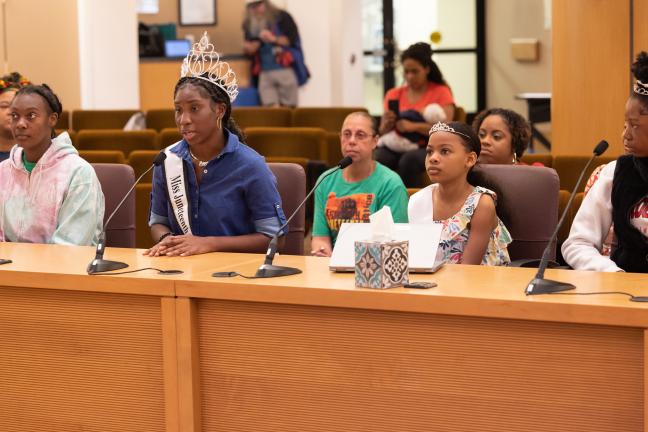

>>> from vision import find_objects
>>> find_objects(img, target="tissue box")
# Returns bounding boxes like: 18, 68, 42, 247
354, 240, 409, 289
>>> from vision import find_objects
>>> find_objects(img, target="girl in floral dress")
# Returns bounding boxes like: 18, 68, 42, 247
408, 121, 511, 265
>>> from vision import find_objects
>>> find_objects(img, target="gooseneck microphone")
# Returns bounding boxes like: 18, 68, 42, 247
252, 156, 353, 278
87, 152, 167, 274
526, 140, 609, 295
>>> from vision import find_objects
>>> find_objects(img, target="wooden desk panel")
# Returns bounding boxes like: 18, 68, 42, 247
1, 286, 167, 432
194, 299, 642, 432
2, 243, 648, 432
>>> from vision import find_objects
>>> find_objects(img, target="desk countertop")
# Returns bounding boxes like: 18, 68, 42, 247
1, 242, 647, 328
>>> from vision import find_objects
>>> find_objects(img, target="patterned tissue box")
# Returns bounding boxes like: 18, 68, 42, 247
354, 240, 409, 289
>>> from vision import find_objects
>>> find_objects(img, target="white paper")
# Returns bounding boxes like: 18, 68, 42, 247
329, 223, 442, 272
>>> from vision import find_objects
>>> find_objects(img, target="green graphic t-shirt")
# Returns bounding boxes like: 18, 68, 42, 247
312, 162, 409, 244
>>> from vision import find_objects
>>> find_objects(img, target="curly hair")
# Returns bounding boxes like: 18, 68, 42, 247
471, 108, 531, 159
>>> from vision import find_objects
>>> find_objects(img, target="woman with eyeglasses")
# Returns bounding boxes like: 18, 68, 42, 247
310, 111, 408, 257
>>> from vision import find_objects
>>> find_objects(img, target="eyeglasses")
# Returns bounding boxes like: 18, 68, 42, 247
340, 130, 375, 142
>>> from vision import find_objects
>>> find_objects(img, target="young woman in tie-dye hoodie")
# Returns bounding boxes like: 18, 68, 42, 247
0, 84, 104, 245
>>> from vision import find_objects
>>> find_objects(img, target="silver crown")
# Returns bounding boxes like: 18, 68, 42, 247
429, 121, 472, 140
634, 79, 648, 96
429, 122, 456, 135
181, 32, 239, 102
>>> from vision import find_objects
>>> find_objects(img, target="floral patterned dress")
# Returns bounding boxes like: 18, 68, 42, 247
408, 185, 512, 266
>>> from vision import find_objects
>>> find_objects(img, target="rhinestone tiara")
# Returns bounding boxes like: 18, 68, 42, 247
634, 79, 648, 96
181, 32, 239, 102
429, 121, 472, 140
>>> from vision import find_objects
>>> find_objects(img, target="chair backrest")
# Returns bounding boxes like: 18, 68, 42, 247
79, 150, 127, 165
406, 188, 420, 197
72, 109, 139, 131
267, 163, 306, 255
56, 110, 70, 130
520, 153, 554, 167
553, 155, 615, 190
91, 163, 136, 248
159, 128, 182, 149
453, 106, 467, 122
128, 150, 160, 182
245, 127, 327, 161
136, 183, 154, 249
265, 156, 309, 170
77, 129, 158, 156
324, 131, 343, 167
292, 107, 368, 132
232, 107, 292, 129
146, 109, 175, 131
473, 164, 560, 261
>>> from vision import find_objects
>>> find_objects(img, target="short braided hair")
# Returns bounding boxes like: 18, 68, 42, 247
15, 84, 62, 138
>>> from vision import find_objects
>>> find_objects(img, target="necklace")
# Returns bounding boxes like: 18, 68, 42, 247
189, 149, 209, 167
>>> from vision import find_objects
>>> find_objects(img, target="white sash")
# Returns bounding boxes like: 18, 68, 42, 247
164, 143, 193, 235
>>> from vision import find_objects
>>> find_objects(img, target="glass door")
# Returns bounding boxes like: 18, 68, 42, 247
362, 0, 484, 116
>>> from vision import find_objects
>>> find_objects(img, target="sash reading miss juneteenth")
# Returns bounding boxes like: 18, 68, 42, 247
164, 143, 193, 235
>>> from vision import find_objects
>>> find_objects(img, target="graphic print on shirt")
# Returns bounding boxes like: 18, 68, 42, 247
630, 196, 648, 237
325, 192, 375, 238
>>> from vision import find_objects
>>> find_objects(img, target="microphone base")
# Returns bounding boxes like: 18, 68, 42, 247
87, 259, 129, 275
526, 278, 576, 295
254, 264, 302, 278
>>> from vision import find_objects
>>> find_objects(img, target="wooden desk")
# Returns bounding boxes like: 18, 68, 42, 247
0, 243, 261, 432
2, 243, 648, 432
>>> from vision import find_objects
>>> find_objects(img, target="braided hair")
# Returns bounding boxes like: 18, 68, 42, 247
173, 76, 245, 141
472, 108, 532, 159
15, 84, 62, 138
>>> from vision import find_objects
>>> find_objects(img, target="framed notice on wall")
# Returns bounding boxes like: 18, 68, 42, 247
178, 0, 217, 26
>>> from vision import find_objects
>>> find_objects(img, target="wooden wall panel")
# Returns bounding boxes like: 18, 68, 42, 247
4, 0, 82, 110
196, 299, 643, 432
634, 0, 648, 56
1, 287, 166, 432
552, 0, 630, 156
139, 59, 250, 111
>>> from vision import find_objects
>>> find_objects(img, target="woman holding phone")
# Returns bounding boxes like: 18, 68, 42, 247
375, 42, 455, 188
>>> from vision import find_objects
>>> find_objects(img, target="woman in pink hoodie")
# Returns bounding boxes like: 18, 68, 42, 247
0, 84, 104, 245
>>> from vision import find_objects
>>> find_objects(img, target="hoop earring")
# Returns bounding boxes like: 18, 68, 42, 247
512, 153, 518, 164
217, 116, 222, 130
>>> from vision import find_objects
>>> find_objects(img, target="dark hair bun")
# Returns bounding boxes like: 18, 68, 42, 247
632, 51, 648, 83
407, 42, 433, 57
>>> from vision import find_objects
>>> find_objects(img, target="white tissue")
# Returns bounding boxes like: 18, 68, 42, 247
369, 206, 395, 242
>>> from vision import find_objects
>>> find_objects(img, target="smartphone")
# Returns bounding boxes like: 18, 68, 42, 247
387, 99, 400, 115
0, 259, 12, 265
404, 281, 437, 289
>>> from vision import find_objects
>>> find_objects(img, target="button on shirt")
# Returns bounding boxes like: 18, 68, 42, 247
149, 130, 286, 237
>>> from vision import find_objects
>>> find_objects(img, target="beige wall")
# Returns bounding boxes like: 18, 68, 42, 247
486, 0, 551, 115
138, 0, 246, 54
3, 0, 82, 110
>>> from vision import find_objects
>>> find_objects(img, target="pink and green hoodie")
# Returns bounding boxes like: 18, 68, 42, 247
0, 132, 104, 245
